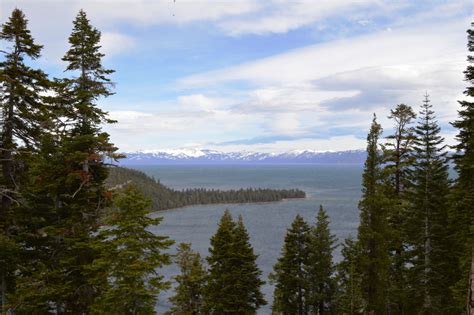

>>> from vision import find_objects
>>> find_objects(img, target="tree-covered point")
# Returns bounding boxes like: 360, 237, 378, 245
106, 166, 306, 211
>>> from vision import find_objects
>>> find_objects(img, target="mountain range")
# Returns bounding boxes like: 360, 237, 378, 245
118, 148, 367, 165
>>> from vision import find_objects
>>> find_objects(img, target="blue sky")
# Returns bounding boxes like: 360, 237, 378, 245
1, 0, 472, 152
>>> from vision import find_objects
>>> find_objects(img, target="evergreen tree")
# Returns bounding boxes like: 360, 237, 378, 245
0, 8, 49, 311
450, 21, 474, 311
336, 237, 364, 315
204, 210, 266, 314
306, 205, 337, 314
383, 104, 416, 313
167, 243, 207, 315
91, 186, 173, 314
270, 214, 310, 315
405, 93, 453, 313
357, 115, 390, 313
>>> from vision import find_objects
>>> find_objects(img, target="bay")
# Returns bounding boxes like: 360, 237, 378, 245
131, 165, 363, 314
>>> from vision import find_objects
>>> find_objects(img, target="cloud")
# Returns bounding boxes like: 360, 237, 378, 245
100, 32, 136, 57
218, 0, 381, 36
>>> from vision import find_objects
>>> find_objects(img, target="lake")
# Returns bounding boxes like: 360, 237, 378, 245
131, 165, 363, 314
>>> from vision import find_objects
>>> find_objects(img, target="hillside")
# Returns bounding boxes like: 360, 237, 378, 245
106, 166, 306, 211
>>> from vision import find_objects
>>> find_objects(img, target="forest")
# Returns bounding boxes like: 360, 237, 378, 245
0, 7, 473, 314
106, 166, 306, 210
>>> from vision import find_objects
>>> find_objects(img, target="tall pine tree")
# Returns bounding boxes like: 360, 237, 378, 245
405, 93, 453, 313
383, 104, 416, 313
306, 205, 337, 314
357, 115, 390, 314
450, 21, 474, 312
0, 8, 49, 311
270, 214, 310, 315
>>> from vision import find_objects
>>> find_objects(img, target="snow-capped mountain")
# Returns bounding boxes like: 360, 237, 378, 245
118, 149, 367, 165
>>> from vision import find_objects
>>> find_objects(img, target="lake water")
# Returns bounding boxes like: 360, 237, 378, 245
132, 165, 363, 314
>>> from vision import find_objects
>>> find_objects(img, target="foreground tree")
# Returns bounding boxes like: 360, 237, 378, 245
383, 104, 416, 313
405, 94, 453, 313
271, 214, 310, 315
91, 186, 173, 313
357, 115, 390, 313
450, 22, 474, 312
306, 206, 337, 314
167, 243, 207, 315
204, 210, 265, 314
0, 8, 49, 311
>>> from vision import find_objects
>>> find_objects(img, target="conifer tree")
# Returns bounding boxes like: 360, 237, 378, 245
336, 237, 364, 315
306, 205, 337, 314
47, 10, 118, 312
357, 115, 390, 313
450, 21, 474, 311
91, 186, 173, 314
270, 214, 310, 315
0, 8, 49, 311
167, 243, 207, 315
204, 210, 266, 314
383, 104, 416, 313
405, 94, 453, 313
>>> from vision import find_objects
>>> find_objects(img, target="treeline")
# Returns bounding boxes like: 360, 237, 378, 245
106, 166, 306, 210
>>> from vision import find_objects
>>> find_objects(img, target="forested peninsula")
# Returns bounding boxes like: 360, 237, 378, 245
106, 166, 306, 210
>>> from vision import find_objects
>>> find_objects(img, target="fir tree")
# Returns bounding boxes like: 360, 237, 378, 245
357, 115, 390, 313
383, 104, 416, 313
0, 8, 49, 311
167, 243, 207, 315
270, 214, 310, 315
306, 205, 337, 314
450, 21, 474, 312
336, 237, 364, 315
405, 93, 453, 313
204, 210, 266, 314
91, 186, 173, 314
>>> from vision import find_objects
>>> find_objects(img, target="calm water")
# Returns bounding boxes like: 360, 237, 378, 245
132, 165, 363, 314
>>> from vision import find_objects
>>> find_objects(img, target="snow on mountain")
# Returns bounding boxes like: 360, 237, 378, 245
119, 149, 367, 165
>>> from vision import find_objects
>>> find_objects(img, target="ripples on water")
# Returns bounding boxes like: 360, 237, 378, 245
132, 165, 363, 314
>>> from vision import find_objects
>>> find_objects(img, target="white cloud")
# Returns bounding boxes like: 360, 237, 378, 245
101, 32, 136, 57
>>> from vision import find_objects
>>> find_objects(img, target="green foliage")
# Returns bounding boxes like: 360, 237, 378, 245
271, 214, 310, 315
91, 186, 173, 314
450, 21, 474, 311
404, 94, 454, 313
167, 243, 207, 315
336, 237, 364, 315
0, 8, 49, 312
357, 115, 390, 313
106, 166, 306, 210
306, 205, 337, 314
204, 210, 266, 314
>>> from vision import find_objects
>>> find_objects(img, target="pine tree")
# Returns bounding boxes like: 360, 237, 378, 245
167, 243, 207, 315
0, 8, 49, 311
233, 215, 267, 312
306, 205, 337, 314
357, 115, 390, 313
91, 186, 173, 314
204, 210, 266, 314
383, 104, 416, 313
450, 21, 474, 312
405, 93, 453, 313
270, 214, 310, 315
336, 237, 364, 315
50, 10, 118, 312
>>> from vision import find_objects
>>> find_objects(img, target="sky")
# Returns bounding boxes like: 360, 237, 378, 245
1, 0, 472, 153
